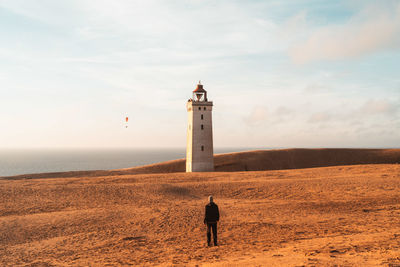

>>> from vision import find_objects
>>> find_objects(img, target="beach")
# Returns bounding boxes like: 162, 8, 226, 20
1, 149, 400, 266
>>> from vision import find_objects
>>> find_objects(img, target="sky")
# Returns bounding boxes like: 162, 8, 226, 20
0, 0, 399, 149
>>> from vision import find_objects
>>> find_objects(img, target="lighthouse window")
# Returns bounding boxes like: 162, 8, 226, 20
201, 124, 204, 130
201, 114, 203, 120
198, 107, 201, 110
201, 145, 204, 151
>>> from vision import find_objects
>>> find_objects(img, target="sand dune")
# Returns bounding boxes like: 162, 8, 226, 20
3, 148, 399, 179
1, 148, 399, 265
1, 164, 400, 266
214, 148, 400, 171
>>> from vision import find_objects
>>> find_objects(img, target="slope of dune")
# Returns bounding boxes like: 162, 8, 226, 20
1, 164, 400, 266
3, 148, 399, 180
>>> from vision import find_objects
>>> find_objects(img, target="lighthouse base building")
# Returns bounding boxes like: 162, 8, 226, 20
186, 82, 214, 172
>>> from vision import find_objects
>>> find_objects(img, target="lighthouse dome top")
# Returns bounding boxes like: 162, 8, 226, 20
192, 81, 208, 102
193, 82, 206, 92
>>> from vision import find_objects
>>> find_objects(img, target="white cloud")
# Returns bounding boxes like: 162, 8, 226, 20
290, 2, 400, 63
303, 83, 331, 94
307, 98, 400, 125
243, 105, 296, 127
243, 106, 268, 126
281, 10, 307, 38
308, 112, 332, 123
359, 99, 399, 115
275, 106, 293, 116
0, 0, 84, 26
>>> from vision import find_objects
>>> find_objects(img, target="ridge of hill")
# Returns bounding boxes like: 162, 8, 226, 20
2, 148, 399, 179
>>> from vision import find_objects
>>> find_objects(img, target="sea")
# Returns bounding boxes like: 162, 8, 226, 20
0, 148, 261, 177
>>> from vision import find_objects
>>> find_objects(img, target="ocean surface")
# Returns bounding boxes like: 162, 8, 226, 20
0, 148, 261, 177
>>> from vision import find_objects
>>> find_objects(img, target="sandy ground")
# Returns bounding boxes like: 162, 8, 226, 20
1, 163, 400, 266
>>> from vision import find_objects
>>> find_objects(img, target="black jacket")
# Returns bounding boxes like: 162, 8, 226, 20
204, 202, 219, 223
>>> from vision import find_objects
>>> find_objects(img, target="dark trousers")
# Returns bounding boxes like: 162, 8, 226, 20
206, 222, 217, 245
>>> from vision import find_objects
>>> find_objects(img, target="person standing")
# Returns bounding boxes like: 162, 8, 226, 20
204, 195, 219, 246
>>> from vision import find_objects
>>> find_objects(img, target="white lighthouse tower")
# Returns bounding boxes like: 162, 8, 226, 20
186, 82, 214, 172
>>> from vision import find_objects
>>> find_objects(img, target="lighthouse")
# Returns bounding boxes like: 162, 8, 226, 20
186, 82, 214, 172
